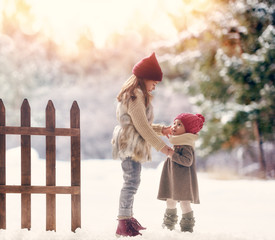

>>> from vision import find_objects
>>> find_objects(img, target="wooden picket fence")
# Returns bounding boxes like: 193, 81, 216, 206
0, 99, 81, 232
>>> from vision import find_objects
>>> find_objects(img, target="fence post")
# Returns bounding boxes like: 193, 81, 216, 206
0, 99, 6, 229
21, 99, 31, 230
46, 100, 56, 231
70, 101, 81, 232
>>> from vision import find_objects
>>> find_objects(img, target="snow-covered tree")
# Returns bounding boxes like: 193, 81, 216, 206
158, 0, 275, 178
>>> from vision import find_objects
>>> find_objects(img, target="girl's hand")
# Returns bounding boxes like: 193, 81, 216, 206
167, 148, 174, 158
162, 126, 172, 138
160, 145, 173, 156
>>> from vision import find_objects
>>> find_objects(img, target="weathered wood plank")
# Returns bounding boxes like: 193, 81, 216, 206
0, 194, 5, 229
71, 195, 81, 232
0, 126, 79, 136
46, 100, 56, 231
21, 99, 31, 230
0, 99, 6, 229
70, 101, 81, 232
0, 186, 80, 195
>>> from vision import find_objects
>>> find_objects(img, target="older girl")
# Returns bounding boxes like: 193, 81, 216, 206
112, 52, 172, 237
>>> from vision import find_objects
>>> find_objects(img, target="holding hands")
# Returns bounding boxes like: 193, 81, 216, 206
160, 145, 172, 156
167, 148, 174, 158
160, 145, 174, 158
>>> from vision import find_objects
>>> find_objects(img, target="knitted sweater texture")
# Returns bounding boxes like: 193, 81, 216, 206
112, 88, 166, 162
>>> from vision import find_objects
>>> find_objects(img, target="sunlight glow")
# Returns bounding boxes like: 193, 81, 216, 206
24, 0, 183, 48
0, 0, 217, 53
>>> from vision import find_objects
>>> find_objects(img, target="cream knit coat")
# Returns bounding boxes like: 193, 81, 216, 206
111, 88, 166, 162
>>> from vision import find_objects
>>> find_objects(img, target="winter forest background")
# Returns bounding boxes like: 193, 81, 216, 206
0, 0, 274, 179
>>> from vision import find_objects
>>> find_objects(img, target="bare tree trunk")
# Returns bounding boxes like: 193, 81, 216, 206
253, 121, 266, 179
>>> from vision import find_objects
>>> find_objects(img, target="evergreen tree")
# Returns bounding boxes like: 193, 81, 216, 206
159, 0, 275, 177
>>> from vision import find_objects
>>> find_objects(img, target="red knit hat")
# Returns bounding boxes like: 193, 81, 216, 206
175, 113, 205, 134
132, 52, 163, 81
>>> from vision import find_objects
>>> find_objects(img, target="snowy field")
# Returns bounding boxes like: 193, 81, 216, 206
0, 147, 275, 240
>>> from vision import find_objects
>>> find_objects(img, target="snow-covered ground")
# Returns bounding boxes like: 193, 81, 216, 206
1, 147, 275, 240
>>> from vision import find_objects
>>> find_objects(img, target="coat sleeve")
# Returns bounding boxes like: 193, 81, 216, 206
128, 93, 166, 152
171, 146, 194, 167
151, 124, 164, 136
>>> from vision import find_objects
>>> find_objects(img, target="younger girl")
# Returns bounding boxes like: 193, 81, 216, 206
157, 113, 205, 232
112, 52, 172, 237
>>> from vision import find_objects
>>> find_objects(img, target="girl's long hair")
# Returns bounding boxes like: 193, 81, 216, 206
117, 75, 152, 107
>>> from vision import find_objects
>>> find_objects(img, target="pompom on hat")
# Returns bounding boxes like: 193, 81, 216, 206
132, 52, 163, 81
175, 113, 205, 134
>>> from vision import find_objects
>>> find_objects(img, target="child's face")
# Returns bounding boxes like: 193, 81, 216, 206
145, 80, 158, 93
172, 119, 186, 135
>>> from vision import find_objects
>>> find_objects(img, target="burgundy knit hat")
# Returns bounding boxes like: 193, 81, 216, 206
132, 52, 163, 81
175, 113, 205, 134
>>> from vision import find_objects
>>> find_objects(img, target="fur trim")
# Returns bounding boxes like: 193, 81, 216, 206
112, 90, 154, 163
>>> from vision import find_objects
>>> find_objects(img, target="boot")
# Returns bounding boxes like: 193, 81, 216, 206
116, 218, 141, 237
162, 208, 178, 230
130, 217, 146, 231
179, 211, 195, 233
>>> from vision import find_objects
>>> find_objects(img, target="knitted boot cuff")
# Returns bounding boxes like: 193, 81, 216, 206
182, 211, 193, 218
166, 208, 177, 215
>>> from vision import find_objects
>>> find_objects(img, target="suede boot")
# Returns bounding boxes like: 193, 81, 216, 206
162, 208, 178, 230
116, 218, 141, 237
179, 211, 195, 233
130, 217, 146, 231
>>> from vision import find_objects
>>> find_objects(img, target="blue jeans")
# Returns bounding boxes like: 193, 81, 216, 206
118, 157, 141, 217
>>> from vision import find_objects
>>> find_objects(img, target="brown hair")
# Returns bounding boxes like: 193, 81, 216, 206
117, 75, 152, 107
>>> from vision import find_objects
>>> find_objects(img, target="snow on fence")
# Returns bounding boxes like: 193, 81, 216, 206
0, 99, 81, 232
